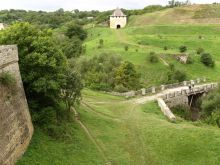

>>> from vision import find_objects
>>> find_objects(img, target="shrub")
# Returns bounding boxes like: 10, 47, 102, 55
186, 56, 194, 64
149, 52, 159, 63
179, 45, 187, 53
200, 87, 220, 127
99, 39, 104, 46
114, 84, 128, 93
171, 105, 191, 120
172, 70, 187, 82
164, 46, 168, 50
197, 48, 204, 55
124, 45, 129, 51
200, 53, 215, 67
0, 72, 16, 88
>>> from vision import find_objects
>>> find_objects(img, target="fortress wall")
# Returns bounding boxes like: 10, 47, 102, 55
0, 45, 33, 165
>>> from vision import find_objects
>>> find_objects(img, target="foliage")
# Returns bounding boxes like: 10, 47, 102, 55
61, 69, 83, 112
179, 45, 187, 53
186, 56, 194, 64
115, 61, 141, 90
171, 105, 191, 120
167, 64, 187, 83
164, 46, 168, 50
0, 22, 82, 130
200, 86, 220, 127
76, 54, 122, 91
200, 53, 215, 67
65, 22, 87, 41
197, 47, 204, 55
59, 37, 83, 58
168, 0, 191, 7
124, 45, 129, 51
0, 72, 16, 88
149, 51, 159, 63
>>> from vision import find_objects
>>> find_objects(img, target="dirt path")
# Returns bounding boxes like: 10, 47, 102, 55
71, 107, 111, 164
81, 101, 121, 122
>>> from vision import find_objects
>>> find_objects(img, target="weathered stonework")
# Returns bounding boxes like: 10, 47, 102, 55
0, 45, 33, 165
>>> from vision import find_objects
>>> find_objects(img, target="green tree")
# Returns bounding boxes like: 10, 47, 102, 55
0, 22, 69, 125
65, 23, 87, 41
115, 61, 140, 90
61, 70, 83, 112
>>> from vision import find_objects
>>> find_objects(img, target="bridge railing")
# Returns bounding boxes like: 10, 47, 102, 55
107, 77, 215, 98
161, 83, 218, 101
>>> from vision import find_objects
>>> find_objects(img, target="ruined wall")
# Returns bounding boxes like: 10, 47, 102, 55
0, 45, 33, 165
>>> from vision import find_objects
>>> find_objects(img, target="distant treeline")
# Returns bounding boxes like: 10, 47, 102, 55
0, 1, 191, 28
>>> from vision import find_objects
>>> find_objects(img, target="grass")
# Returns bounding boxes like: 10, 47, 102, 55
18, 89, 220, 164
84, 24, 220, 86
18, 5, 220, 164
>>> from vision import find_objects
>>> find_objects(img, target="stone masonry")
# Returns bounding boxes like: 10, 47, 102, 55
0, 45, 33, 165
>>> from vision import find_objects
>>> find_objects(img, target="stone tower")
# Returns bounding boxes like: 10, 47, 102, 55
110, 8, 127, 29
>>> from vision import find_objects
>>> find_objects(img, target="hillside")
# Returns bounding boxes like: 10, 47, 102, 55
18, 89, 220, 164
129, 4, 220, 26
17, 4, 220, 165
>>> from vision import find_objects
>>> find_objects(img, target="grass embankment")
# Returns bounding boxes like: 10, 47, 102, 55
84, 24, 220, 86
18, 89, 220, 164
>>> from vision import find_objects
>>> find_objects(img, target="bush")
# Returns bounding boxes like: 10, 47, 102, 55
149, 52, 159, 63
124, 45, 129, 51
179, 45, 187, 53
197, 48, 204, 55
0, 72, 16, 88
200, 53, 215, 67
172, 70, 187, 82
186, 56, 194, 64
164, 46, 168, 50
171, 105, 191, 120
200, 87, 220, 127
114, 84, 128, 93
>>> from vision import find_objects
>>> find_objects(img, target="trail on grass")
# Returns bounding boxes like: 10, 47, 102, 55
71, 107, 110, 164
81, 101, 121, 122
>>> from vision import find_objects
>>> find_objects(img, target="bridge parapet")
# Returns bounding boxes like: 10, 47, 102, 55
160, 83, 217, 108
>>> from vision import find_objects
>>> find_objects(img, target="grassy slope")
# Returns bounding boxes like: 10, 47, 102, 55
18, 5, 220, 164
16, 122, 105, 165
85, 24, 220, 86
129, 4, 220, 26
18, 89, 220, 164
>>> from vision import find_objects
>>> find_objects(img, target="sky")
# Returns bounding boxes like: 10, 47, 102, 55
0, 0, 219, 11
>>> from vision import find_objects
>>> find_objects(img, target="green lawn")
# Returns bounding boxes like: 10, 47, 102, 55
18, 89, 220, 165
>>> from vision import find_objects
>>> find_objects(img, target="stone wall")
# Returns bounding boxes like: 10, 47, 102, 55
0, 45, 33, 165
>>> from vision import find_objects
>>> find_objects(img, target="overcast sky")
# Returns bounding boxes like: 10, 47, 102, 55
0, 0, 219, 11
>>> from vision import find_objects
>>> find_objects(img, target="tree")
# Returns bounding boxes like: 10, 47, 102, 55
200, 86, 220, 127
200, 53, 215, 67
115, 61, 140, 90
0, 22, 68, 125
61, 37, 83, 58
61, 70, 83, 112
65, 22, 87, 41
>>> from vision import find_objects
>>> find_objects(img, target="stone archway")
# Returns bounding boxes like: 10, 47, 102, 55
117, 24, 121, 29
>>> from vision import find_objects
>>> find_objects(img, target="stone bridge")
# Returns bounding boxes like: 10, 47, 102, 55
158, 83, 217, 120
